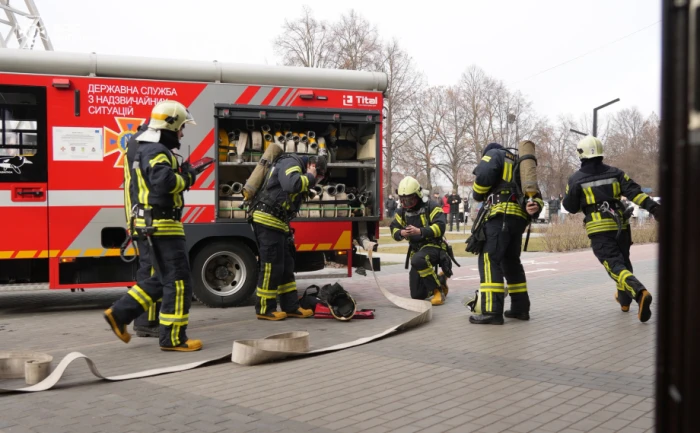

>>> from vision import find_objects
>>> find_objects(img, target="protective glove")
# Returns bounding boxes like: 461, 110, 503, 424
180, 161, 198, 190
650, 206, 661, 221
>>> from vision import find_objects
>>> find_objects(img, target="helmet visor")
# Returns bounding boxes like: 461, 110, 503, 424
399, 195, 418, 209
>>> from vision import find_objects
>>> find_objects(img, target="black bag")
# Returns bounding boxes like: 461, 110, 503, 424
465, 225, 486, 255
299, 285, 322, 311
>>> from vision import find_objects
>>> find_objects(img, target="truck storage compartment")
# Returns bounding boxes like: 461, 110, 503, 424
214, 106, 381, 222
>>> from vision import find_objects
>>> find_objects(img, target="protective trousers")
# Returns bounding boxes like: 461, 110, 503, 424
449, 212, 460, 232
409, 245, 442, 300
253, 223, 301, 315
132, 240, 162, 329
478, 217, 530, 315
590, 229, 645, 307
109, 236, 193, 348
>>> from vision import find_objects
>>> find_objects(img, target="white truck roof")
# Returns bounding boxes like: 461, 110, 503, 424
0, 49, 388, 92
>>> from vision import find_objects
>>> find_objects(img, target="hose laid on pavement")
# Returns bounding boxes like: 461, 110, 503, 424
0, 242, 432, 393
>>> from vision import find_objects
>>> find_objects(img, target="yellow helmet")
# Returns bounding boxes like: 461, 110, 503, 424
397, 176, 422, 209
576, 135, 604, 159
398, 176, 421, 196
138, 100, 196, 142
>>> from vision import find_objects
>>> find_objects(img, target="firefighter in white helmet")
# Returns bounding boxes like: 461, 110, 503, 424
104, 100, 203, 351
389, 176, 450, 305
563, 135, 660, 323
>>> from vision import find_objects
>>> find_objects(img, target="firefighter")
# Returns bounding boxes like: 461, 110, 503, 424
390, 176, 449, 305
124, 119, 161, 339
249, 153, 328, 320
470, 142, 544, 325
104, 100, 202, 351
563, 136, 659, 323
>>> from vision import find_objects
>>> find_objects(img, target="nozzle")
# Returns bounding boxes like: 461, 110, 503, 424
307, 131, 316, 139
309, 142, 318, 150
263, 133, 273, 143
299, 133, 309, 144
285, 131, 294, 140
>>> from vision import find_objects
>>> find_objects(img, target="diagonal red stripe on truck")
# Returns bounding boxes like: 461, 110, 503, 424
235, 86, 261, 105
261, 87, 281, 105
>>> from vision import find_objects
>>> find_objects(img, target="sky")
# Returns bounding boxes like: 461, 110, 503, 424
27, 0, 661, 124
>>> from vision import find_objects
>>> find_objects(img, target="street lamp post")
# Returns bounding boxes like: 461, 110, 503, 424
592, 98, 620, 137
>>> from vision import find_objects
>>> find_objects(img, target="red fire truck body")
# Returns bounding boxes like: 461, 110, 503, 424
0, 49, 387, 307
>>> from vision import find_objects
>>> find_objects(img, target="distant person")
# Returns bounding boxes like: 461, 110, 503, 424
385, 194, 397, 218
447, 189, 462, 231
563, 136, 660, 323
442, 194, 450, 215
548, 195, 560, 223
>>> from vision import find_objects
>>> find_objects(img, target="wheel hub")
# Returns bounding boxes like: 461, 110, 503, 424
201, 251, 247, 297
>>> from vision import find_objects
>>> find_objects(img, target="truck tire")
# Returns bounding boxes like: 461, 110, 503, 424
191, 241, 257, 308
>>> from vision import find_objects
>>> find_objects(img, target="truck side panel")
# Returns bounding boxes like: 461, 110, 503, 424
0, 72, 383, 289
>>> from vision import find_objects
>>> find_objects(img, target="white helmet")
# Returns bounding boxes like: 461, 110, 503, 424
138, 100, 196, 142
576, 135, 604, 159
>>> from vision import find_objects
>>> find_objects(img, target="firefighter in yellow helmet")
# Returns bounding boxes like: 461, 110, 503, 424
389, 176, 450, 305
563, 136, 660, 322
104, 100, 203, 351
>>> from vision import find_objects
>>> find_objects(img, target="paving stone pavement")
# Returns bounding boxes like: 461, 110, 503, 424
0, 244, 659, 433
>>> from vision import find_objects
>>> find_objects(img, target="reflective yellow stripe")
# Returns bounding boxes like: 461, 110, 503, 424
135, 168, 150, 208
278, 281, 297, 294
286, 166, 301, 175
473, 182, 490, 194
394, 213, 405, 226
252, 211, 290, 232
482, 155, 491, 162
429, 207, 441, 220
583, 187, 595, 205
149, 154, 171, 167
632, 193, 649, 206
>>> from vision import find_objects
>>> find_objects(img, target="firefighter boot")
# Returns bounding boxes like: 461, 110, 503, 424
160, 339, 203, 352
469, 313, 504, 325
614, 292, 630, 313
430, 288, 445, 306
257, 311, 288, 321
504, 310, 530, 320
103, 308, 131, 344
286, 307, 314, 318
636, 289, 653, 323
438, 272, 449, 297
134, 325, 159, 338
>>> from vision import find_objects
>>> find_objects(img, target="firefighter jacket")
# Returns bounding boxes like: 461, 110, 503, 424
471, 148, 544, 221
123, 139, 195, 237
389, 199, 447, 250
563, 159, 659, 236
251, 155, 316, 233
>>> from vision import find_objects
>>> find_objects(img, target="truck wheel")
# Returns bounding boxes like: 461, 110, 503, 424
191, 241, 257, 308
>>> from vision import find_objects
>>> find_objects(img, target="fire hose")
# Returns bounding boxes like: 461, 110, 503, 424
0, 241, 432, 393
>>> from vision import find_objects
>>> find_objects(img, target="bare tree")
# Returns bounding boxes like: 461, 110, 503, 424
329, 9, 382, 71
402, 88, 445, 193
272, 6, 333, 68
378, 38, 424, 199
605, 108, 660, 191
434, 86, 471, 191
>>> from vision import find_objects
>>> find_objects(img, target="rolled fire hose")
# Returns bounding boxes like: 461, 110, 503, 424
335, 184, 345, 194
0, 241, 432, 394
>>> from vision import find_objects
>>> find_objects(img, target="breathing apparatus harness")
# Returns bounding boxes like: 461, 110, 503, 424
465, 146, 539, 254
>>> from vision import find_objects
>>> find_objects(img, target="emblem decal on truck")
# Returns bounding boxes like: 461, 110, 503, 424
103, 116, 146, 168
0, 155, 32, 174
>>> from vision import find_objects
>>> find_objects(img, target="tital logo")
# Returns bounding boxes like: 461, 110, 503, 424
343, 95, 379, 107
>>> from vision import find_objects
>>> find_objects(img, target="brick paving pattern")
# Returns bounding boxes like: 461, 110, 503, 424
0, 244, 658, 433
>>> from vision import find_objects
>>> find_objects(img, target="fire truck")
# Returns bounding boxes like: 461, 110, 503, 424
0, 49, 387, 308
